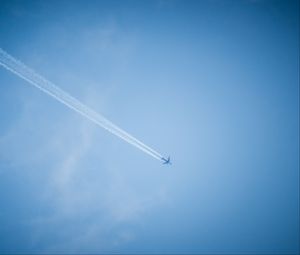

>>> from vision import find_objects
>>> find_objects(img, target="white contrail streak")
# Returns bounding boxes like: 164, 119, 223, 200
0, 48, 165, 162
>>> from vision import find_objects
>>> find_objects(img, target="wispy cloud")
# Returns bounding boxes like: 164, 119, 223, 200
0, 9, 172, 252
1, 95, 170, 252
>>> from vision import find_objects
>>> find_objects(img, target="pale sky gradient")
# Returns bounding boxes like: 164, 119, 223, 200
0, 0, 299, 253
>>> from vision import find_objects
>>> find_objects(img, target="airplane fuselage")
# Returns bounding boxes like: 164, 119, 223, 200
162, 156, 171, 165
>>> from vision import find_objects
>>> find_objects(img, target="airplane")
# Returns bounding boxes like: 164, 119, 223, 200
162, 156, 171, 165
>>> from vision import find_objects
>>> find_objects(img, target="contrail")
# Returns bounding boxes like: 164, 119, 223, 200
0, 48, 165, 162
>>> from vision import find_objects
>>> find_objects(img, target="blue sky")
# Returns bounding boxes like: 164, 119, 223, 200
0, 0, 299, 253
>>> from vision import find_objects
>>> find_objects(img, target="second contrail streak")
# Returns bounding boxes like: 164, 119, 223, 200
0, 48, 165, 162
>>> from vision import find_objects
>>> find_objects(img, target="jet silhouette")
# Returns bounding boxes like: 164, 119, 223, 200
162, 156, 171, 165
